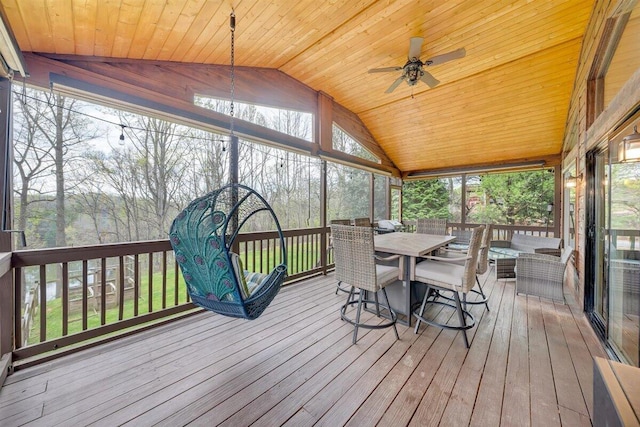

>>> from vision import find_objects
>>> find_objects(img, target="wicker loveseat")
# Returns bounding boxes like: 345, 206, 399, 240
489, 234, 562, 279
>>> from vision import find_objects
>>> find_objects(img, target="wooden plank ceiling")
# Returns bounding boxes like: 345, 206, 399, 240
0, 0, 594, 175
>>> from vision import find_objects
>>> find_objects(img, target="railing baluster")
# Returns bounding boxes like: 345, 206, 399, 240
39, 265, 46, 342
14, 267, 22, 348
100, 258, 106, 326
134, 254, 140, 316
82, 260, 89, 331
162, 251, 167, 309
172, 255, 178, 306
62, 262, 69, 334
148, 253, 153, 313
118, 256, 125, 321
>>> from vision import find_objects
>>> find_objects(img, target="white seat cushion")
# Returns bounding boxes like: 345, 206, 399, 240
376, 264, 400, 288
414, 259, 465, 291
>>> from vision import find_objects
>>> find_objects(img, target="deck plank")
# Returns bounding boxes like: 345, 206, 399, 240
68, 288, 346, 426
468, 278, 516, 426
555, 303, 599, 420
541, 299, 590, 417
0, 270, 608, 426
436, 274, 506, 426
527, 296, 561, 427
407, 271, 499, 426
342, 304, 450, 427
500, 292, 531, 426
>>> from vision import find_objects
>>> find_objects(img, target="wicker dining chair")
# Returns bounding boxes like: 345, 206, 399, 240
413, 224, 485, 348
353, 217, 372, 227
330, 219, 354, 295
438, 224, 492, 311
330, 224, 400, 344
416, 218, 448, 235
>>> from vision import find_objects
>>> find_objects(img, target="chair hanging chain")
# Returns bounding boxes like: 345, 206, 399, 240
229, 12, 236, 140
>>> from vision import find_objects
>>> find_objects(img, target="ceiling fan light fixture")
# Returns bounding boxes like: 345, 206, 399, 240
619, 125, 640, 162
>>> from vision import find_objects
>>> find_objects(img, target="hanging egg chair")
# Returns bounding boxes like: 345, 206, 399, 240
169, 184, 287, 320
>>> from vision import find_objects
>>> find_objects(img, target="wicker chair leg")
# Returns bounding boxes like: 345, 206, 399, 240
454, 292, 470, 348
374, 292, 381, 316
414, 285, 432, 334
434, 277, 489, 312
342, 286, 356, 317
353, 291, 364, 344
475, 276, 490, 311
381, 288, 399, 340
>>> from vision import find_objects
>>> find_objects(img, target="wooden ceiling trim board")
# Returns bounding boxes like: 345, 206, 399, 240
141, 0, 192, 61
8, 0, 51, 52
155, 0, 210, 62
0, 0, 32, 51
250, 0, 383, 68
71, 0, 98, 56
50, 0, 75, 55
110, 1, 145, 58
93, 0, 122, 57
234, 1, 321, 67
126, 0, 170, 59
178, 2, 231, 64
204, 1, 280, 64
168, 1, 223, 63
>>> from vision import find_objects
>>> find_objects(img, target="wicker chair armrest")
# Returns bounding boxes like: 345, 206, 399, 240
490, 240, 511, 248
421, 254, 471, 263
534, 247, 561, 257
374, 254, 401, 262
440, 247, 467, 254
518, 252, 563, 263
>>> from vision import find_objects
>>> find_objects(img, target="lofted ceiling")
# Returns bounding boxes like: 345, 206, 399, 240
0, 0, 594, 175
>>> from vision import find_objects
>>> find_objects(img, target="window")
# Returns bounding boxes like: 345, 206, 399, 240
332, 124, 379, 163
194, 95, 313, 142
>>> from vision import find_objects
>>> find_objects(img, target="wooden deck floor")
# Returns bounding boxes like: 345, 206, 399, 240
0, 267, 608, 426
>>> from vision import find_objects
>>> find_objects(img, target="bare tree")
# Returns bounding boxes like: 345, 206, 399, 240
12, 90, 55, 246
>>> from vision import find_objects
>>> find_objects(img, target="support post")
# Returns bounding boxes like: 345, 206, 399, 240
0, 78, 14, 380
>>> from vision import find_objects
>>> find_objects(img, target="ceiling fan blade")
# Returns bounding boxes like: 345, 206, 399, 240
420, 71, 440, 88
368, 66, 403, 73
385, 76, 406, 93
408, 37, 424, 60
425, 47, 466, 66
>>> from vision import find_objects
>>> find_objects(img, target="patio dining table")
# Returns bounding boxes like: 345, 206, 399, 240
373, 232, 456, 326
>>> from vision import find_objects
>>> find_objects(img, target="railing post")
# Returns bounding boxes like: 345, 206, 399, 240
0, 77, 14, 381
320, 160, 328, 274
0, 254, 12, 372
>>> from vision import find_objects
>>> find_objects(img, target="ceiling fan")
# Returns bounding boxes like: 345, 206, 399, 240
368, 37, 466, 93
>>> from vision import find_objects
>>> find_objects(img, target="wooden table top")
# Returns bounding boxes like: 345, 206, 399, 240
374, 232, 456, 257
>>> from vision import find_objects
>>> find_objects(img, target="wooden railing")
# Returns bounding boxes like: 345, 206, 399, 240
9, 227, 332, 365
402, 221, 557, 239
